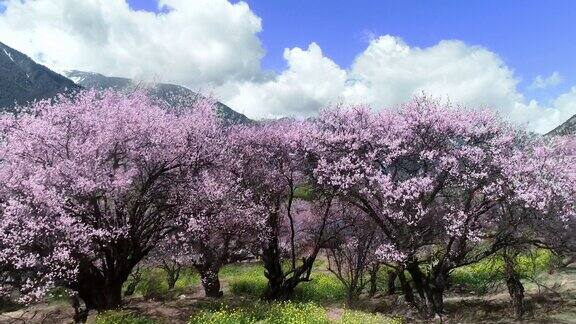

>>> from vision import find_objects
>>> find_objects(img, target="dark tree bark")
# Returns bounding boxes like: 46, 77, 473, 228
161, 263, 181, 290
70, 295, 89, 324
166, 270, 178, 290
504, 252, 525, 320
261, 202, 329, 301
262, 211, 289, 300
197, 266, 224, 298
405, 261, 449, 316
368, 263, 380, 297
76, 278, 124, 311
398, 269, 416, 306
70, 247, 142, 312
386, 269, 397, 295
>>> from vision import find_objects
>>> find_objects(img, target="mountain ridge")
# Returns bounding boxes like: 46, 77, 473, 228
547, 114, 576, 136
0, 41, 250, 124
0, 41, 81, 110
65, 70, 251, 124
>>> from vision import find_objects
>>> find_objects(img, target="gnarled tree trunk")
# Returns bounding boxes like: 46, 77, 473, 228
504, 252, 525, 320
197, 265, 224, 298
262, 211, 288, 300
76, 278, 124, 311
405, 261, 449, 317
161, 262, 181, 290
70, 251, 140, 313
397, 269, 415, 306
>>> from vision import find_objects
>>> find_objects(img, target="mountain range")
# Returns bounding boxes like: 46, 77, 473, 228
547, 115, 576, 136
0, 41, 574, 133
64, 70, 250, 124
0, 41, 250, 123
0, 41, 81, 111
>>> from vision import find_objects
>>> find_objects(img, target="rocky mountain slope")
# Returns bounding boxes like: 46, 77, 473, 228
0, 41, 81, 111
548, 114, 576, 135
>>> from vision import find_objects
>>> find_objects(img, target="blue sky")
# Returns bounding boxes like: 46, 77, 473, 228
127, 0, 576, 104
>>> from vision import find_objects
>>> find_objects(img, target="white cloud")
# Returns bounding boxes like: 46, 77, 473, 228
222, 43, 348, 119
345, 36, 521, 112
529, 71, 563, 90
0, 1, 574, 133
0, 0, 263, 87
224, 35, 574, 133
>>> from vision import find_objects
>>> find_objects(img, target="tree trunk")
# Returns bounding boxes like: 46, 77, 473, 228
504, 254, 525, 320
261, 211, 320, 300
406, 262, 448, 316
386, 269, 397, 295
406, 263, 427, 301
346, 285, 360, 306
77, 279, 124, 311
368, 264, 379, 297
198, 267, 223, 298
428, 287, 445, 316
428, 267, 449, 315
165, 268, 180, 290
71, 295, 89, 324
262, 212, 288, 300
72, 262, 132, 312
398, 270, 415, 306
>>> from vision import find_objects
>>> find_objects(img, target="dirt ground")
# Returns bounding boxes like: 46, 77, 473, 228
1, 267, 575, 324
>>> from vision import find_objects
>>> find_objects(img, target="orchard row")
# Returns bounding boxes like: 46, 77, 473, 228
0, 90, 574, 321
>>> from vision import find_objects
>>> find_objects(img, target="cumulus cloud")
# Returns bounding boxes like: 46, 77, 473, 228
529, 71, 563, 90
0, 0, 264, 87
345, 36, 521, 111
224, 36, 574, 133
0, 0, 574, 133
223, 43, 348, 118
226, 36, 523, 119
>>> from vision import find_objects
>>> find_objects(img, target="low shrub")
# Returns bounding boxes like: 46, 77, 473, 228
294, 273, 346, 302
336, 310, 402, 324
228, 270, 267, 297
189, 301, 329, 324
95, 310, 156, 324
126, 267, 200, 299
136, 268, 169, 299
173, 267, 200, 291
451, 249, 553, 294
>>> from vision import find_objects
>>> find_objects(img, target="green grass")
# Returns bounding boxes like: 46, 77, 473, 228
95, 310, 156, 324
174, 267, 200, 290
222, 262, 267, 297
189, 301, 329, 324
220, 262, 264, 277
188, 301, 401, 324
128, 267, 200, 299
228, 268, 267, 297
293, 273, 347, 302
225, 263, 347, 303
336, 310, 402, 324
451, 249, 553, 294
